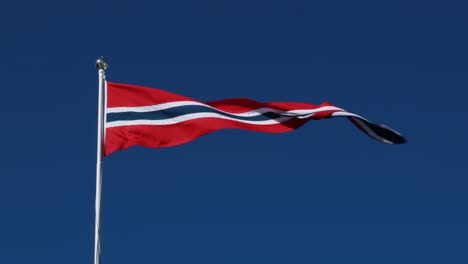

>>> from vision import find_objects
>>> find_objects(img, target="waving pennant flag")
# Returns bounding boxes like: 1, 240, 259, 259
104, 82, 405, 155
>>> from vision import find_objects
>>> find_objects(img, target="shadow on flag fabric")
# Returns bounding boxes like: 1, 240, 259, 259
104, 82, 406, 155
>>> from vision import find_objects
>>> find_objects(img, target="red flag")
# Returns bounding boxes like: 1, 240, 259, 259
104, 82, 405, 155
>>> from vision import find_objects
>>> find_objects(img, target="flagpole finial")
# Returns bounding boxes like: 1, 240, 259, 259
96, 56, 109, 70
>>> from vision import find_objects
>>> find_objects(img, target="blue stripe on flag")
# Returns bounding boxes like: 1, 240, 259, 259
106, 105, 283, 123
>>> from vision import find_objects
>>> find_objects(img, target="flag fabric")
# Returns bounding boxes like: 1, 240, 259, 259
104, 82, 405, 155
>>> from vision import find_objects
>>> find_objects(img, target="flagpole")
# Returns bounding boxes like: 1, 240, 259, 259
95, 57, 108, 264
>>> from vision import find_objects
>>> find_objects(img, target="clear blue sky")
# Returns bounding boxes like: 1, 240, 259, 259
1, 0, 467, 263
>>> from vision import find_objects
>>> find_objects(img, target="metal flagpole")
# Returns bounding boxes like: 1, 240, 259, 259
95, 57, 108, 264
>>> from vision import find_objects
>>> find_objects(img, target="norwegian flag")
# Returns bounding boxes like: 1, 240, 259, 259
104, 82, 405, 155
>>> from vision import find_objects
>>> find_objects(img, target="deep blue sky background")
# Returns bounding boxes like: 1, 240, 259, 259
1, 0, 467, 263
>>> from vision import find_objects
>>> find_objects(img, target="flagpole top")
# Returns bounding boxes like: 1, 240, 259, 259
96, 57, 109, 71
